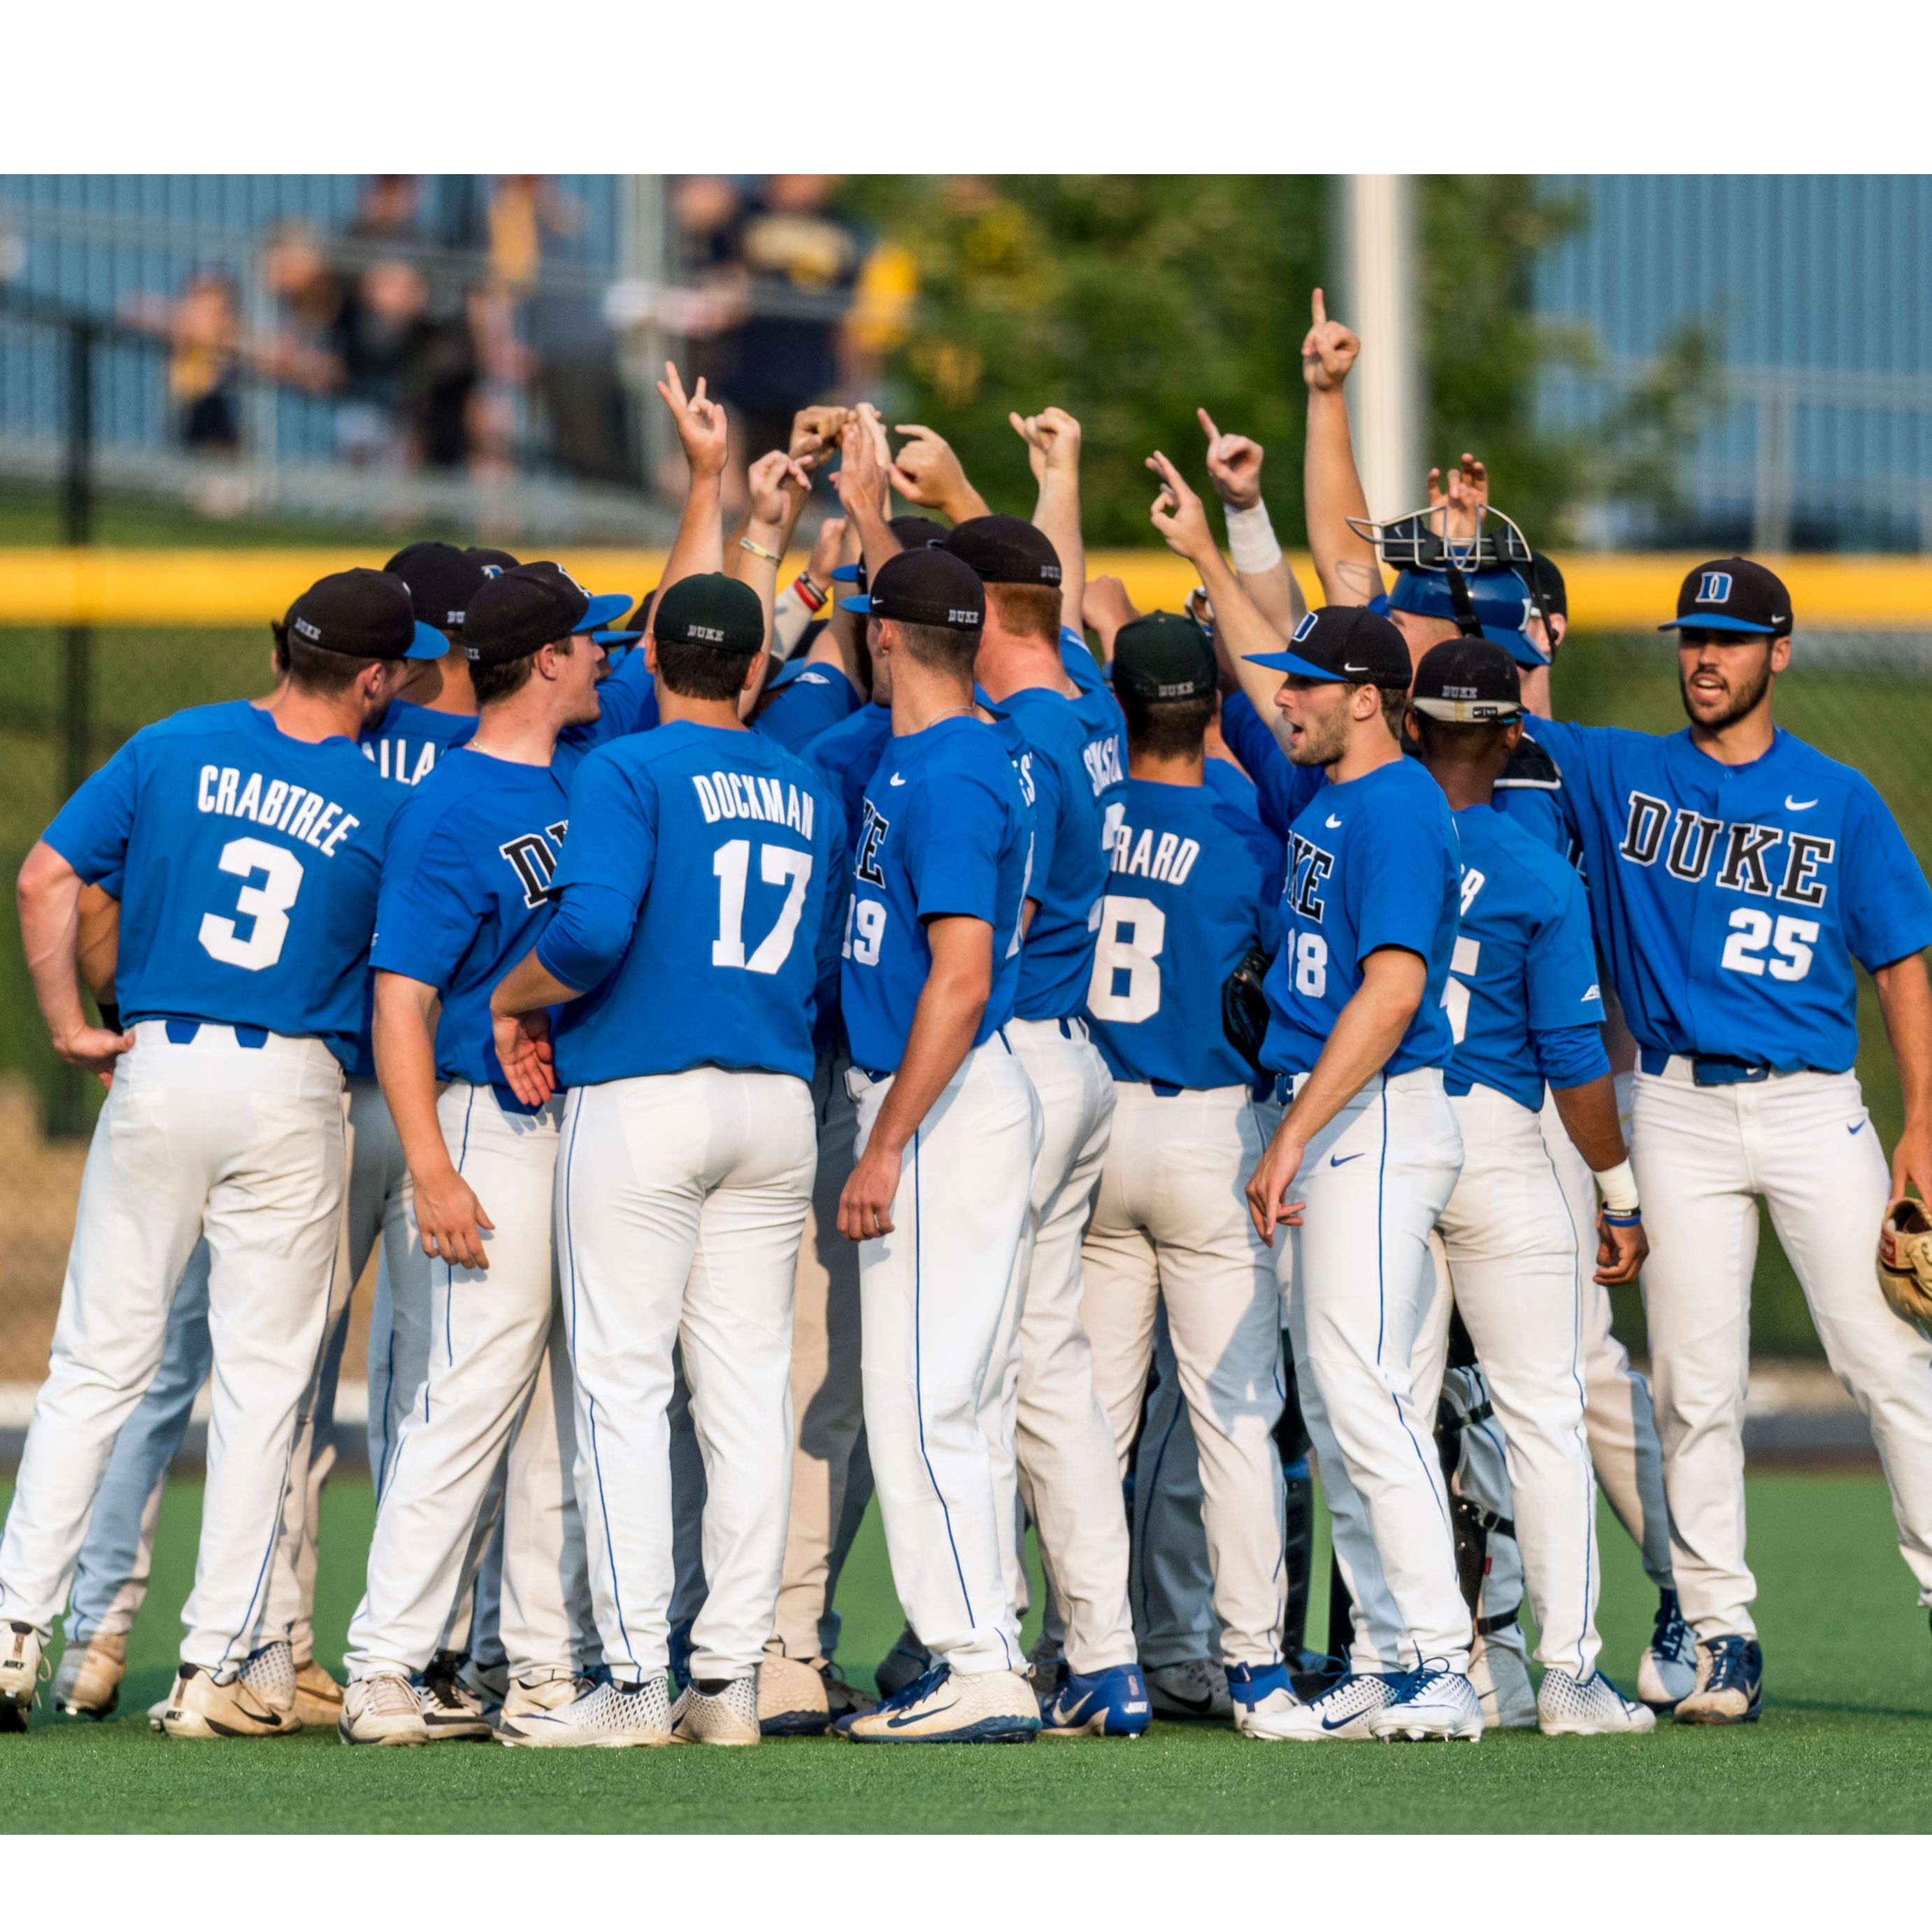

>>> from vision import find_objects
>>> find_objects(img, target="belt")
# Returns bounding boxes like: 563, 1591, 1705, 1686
853, 1025, 1015, 1088
162, 1019, 267, 1050
1270, 1067, 1444, 1104
1640, 1049, 1826, 1086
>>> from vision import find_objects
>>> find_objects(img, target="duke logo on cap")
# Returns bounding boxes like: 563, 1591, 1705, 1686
1661, 556, 1791, 638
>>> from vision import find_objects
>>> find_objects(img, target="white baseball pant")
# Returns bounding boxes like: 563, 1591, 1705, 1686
1281, 1067, 1471, 1675
1538, 1087, 1675, 1589
855, 1036, 1039, 1676
346, 1082, 596, 1682
1082, 1080, 1287, 1669
557, 1066, 815, 1684
1633, 1059, 1932, 1637
1408, 1083, 1603, 1677
768, 1043, 873, 1663
1126, 1306, 1221, 1667
1003, 1016, 1136, 1675
0, 1023, 345, 1670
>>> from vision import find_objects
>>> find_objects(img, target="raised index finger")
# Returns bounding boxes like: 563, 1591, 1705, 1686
1310, 286, 1327, 327
1197, 406, 1222, 445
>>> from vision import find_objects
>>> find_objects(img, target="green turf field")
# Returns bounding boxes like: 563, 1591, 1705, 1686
2, 1470, 1927, 1832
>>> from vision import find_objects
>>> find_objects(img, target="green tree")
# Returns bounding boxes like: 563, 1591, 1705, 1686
838, 176, 1325, 545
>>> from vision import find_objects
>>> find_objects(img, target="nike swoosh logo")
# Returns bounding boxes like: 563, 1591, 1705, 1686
1330, 1152, 1365, 1167
1848, 1120, 1866, 1134
886, 1697, 959, 1727
1784, 796, 1817, 810
1326, 814, 1342, 828
889, 773, 906, 787
1321, 1710, 1362, 1731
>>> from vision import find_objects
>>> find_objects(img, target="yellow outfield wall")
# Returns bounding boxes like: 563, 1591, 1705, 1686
4, 548, 1932, 630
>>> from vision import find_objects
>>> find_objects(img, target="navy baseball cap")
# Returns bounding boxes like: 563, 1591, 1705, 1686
465, 545, 521, 575
1112, 612, 1217, 703
385, 541, 487, 632
463, 561, 634, 664
1410, 638, 1523, 722
654, 573, 765, 655
943, 513, 1063, 587
283, 568, 448, 661
1389, 566, 1544, 666
1247, 606, 1410, 688
857, 548, 986, 631
1661, 557, 1792, 637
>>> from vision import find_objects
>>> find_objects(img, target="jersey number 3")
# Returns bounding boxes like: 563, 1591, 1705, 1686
713, 839, 813, 975
199, 837, 304, 973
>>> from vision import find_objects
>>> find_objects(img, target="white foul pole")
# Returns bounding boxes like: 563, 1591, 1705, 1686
1340, 175, 1422, 524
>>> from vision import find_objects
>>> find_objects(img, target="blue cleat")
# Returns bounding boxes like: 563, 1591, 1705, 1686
1673, 1636, 1763, 1725
842, 1662, 1040, 1744
1038, 1663, 1152, 1737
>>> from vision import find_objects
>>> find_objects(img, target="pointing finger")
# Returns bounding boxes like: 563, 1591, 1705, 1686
1197, 406, 1222, 445
1310, 287, 1326, 327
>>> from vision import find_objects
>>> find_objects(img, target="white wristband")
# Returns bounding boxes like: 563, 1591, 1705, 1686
1225, 501, 1282, 575
1593, 1159, 1639, 1215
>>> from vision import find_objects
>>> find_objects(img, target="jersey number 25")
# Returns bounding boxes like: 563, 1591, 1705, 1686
198, 837, 303, 973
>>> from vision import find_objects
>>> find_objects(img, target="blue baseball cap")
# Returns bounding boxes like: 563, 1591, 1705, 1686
1660, 557, 1791, 637
1245, 606, 1411, 687
1389, 566, 1543, 666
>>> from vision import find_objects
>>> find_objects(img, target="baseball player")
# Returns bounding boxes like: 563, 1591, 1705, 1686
810, 547, 1043, 1744
338, 561, 636, 1747
1075, 612, 1294, 1738
1296, 312, 1697, 1701
487, 571, 842, 1749
0, 568, 434, 1737
1402, 636, 1656, 1735
1526, 557, 1932, 1723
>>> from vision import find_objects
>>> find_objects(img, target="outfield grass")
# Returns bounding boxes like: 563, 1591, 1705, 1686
1, 1471, 1927, 1833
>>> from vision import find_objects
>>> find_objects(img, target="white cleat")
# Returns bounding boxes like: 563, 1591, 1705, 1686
671, 1675, 761, 1746
238, 1639, 298, 1717
843, 1665, 1040, 1744
1637, 1589, 1699, 1711
292, 1659, 345, 1729
1233, 1687, 1308, 1742
1227, 1668, 1404, 1743
1369, 1666, 1485, 1743
758, 1652, 874, 1736
417, 1653, 494, 1741
501, 1676, 673, 1748
1146, 1658, 1232, 1722
339, 1673, 431, 1747
1537, 1667, 1658, 1736
0, 1623, 46, 1733
161, 1663, 303, 1740
496, 1667, 588, 1733
53, 1630, 127, 1719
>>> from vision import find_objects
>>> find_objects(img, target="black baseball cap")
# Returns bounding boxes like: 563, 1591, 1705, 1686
857, 548, 985, 631
465, 545, 521, 574
653, 573, 765, 655
282, 568, 448, 661
1410, 638, 1523, 722
831, 515, 950, 589
1112, 612, 1217, 703
1246, 606, 1411, 689
942, 513, 1062, 587
384, 541, 488, 631
462, 561, 634, 665
1661, 557, 1792, 638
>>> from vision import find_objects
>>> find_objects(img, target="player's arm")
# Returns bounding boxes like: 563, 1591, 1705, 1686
838, 913, 992, 1241
836, 408, 906, 583
16, 840, 132, 1080
645, 361, 729, 632
1300, 289, 1382, 609
1246, 945, 1426, 1245
488, 948, 587, 1112
727, 448, 815, 700
76, 883, 119, 1011
373, 971, 496, 1273
1198, 407, 1308, 640
1873, 949, 1932, 1206
1149, 450, 1296, 757
1012, 406, 1085, 634
1082, 576, 1139, 665
1549, 1071, 1649, 1285
888, 423, 990, 525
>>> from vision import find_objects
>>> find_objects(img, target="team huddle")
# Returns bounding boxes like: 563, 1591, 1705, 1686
3, 293, 1931, 1752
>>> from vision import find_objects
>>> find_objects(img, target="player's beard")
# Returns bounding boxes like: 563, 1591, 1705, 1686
1287, 700, 1351, 768
1677, 650, 1773, 731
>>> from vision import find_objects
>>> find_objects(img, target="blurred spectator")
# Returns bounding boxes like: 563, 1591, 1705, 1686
120, 271, 241, 451
257, 223, 346, 394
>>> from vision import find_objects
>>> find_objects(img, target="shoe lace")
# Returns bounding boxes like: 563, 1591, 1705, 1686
364, 1674, 421, 1717
1703, 1638, 1750, 1695
881, 1663, 950, 1712
1652, 1591, 1693, 1659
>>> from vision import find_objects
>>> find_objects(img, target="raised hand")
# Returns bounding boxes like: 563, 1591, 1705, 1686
889, 424, 988, 521
1301, 287, 1361, 395
808, 513, 849, 585
1426, 451, 1489, 543
791, 403, 852, 471
1009, 406, 1082, 484
836, 410, 890, 520
1146, 450, 1217, 564
657, 361, 729, 480
746, 448, 815, 527
1198, 408, 1264, 510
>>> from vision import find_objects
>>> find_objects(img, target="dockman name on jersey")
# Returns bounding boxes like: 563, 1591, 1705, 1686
195, 764, 366, 857
690, 770, 817, 838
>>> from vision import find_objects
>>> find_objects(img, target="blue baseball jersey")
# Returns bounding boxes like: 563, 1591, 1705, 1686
1443, 804, 1606, 1112
551, 648, 661, 788
1084, 778, 1284, 1090
1218, 689, 1326, 840
1261, 754, 1461, 1078
43, 701, 400, 1067
999, 683, 1125, 1020
807, 701, 892, 857
754, 665, 862, 750
371, 750, 571, 1113
538, 722, 842, 1087
359, 699, 477, 789
1061, 626, 1108, 696
1203, 752, 1261, 822
1529, 720, 1932, 1073
840, 716, 1033, 1075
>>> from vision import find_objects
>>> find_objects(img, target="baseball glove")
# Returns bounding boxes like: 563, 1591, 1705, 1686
1221, 946, 1273, 1077
1877, 1200, 1932, 1323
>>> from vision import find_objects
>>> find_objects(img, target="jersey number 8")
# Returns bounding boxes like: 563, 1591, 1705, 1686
198, 837, 304, 973
1087, 895, 1166, 1022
